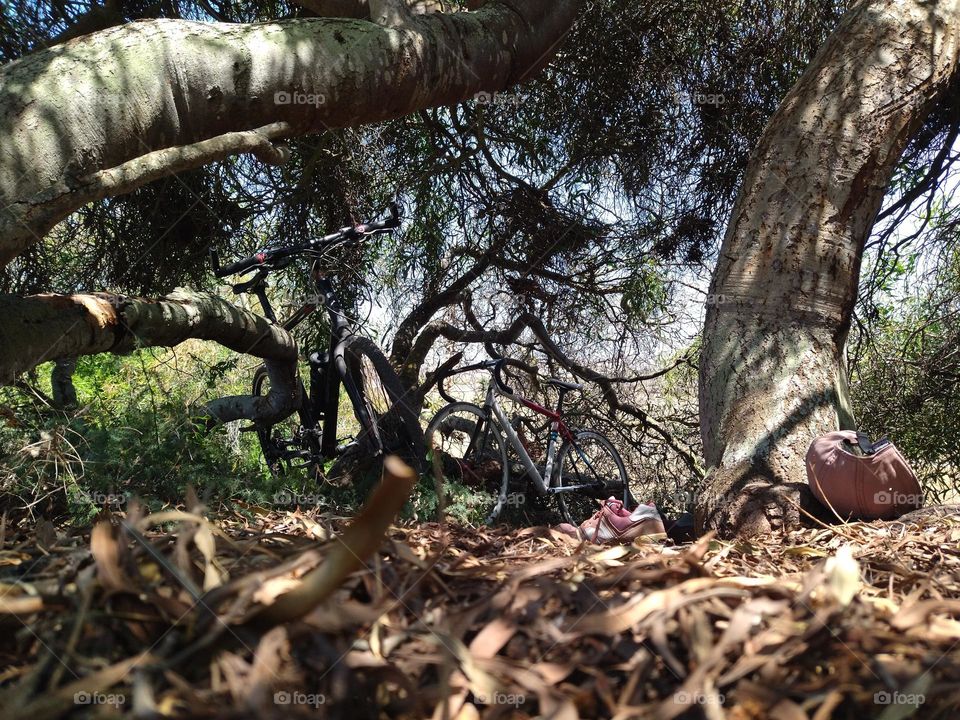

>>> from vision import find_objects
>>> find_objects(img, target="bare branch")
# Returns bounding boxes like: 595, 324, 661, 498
390, 235, 507, 383
11, 123, 292, 253
45, 0, 125, 47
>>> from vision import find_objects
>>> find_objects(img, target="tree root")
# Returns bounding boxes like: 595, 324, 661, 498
695, 458, 824, 538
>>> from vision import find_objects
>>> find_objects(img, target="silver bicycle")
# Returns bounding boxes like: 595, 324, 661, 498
425, 356, 632, 525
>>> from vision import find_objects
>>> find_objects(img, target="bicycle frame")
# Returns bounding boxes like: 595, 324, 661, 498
480, 378, 602, 497
247, 264, 382, 460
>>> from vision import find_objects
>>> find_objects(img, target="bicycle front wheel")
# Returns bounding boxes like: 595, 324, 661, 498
340, 335, 425, 477
425, 402, 509, 525
555, 430, 631, 526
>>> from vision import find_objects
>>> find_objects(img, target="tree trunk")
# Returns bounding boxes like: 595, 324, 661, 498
0, 0, 579, 268
697, 0, 960, 537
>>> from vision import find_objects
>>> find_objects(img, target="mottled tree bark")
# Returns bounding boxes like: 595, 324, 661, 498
698, 0, 960, 537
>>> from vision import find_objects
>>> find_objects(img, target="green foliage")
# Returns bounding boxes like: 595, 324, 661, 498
850, 252, 960, 504
620, 259, 669, 324
0, 344, 278, 522
409, 474, 492, 526
0, 343, 511, 526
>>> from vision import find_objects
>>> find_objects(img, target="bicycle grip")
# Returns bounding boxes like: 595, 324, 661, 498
216, 254, 265, 277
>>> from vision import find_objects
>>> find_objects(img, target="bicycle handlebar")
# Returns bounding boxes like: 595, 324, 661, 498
210, 251, 263, 278
210, 202, 401, 279
436, 355, 517, 403
354, 201, 401, 234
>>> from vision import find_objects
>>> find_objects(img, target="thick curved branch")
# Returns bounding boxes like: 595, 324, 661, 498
18, 123, 293, 252
0, 290, 300, 424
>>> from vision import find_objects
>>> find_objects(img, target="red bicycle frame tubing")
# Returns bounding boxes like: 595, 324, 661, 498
516, 397, 575, 442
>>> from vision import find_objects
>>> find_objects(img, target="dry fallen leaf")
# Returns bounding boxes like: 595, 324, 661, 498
824, 543, 860, 607
5, 485, 960, 718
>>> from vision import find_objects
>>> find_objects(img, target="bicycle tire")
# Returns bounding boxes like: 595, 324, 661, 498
555, 430, 632, 526
425, 402, 509, 525
336, 335, 426, 478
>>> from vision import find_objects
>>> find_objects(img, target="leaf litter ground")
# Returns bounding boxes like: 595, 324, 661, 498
2, 496, 960, 719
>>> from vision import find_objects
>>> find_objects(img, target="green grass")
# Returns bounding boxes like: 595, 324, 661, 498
0, 344, 486, 527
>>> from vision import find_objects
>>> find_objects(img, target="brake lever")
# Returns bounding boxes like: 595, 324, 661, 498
231, 268, 269, 294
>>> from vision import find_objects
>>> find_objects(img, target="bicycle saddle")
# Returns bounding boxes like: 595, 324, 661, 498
546, 378, 582, 392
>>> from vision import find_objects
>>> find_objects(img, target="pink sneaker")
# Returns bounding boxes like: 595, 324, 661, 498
569, 497, 665, 544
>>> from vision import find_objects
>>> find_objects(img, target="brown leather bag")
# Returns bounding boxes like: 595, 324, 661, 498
805, 431, 922, 520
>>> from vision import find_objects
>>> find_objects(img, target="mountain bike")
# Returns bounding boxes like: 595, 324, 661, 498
210, 203, 424, 482
425, 355, 632, 525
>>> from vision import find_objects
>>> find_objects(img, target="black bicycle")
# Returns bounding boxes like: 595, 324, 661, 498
210, 203, 424, 482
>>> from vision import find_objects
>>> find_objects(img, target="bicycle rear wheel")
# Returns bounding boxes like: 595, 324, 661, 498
335, 335, 425, 481
555, 430, 631, 526
425, 402, 509, 525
